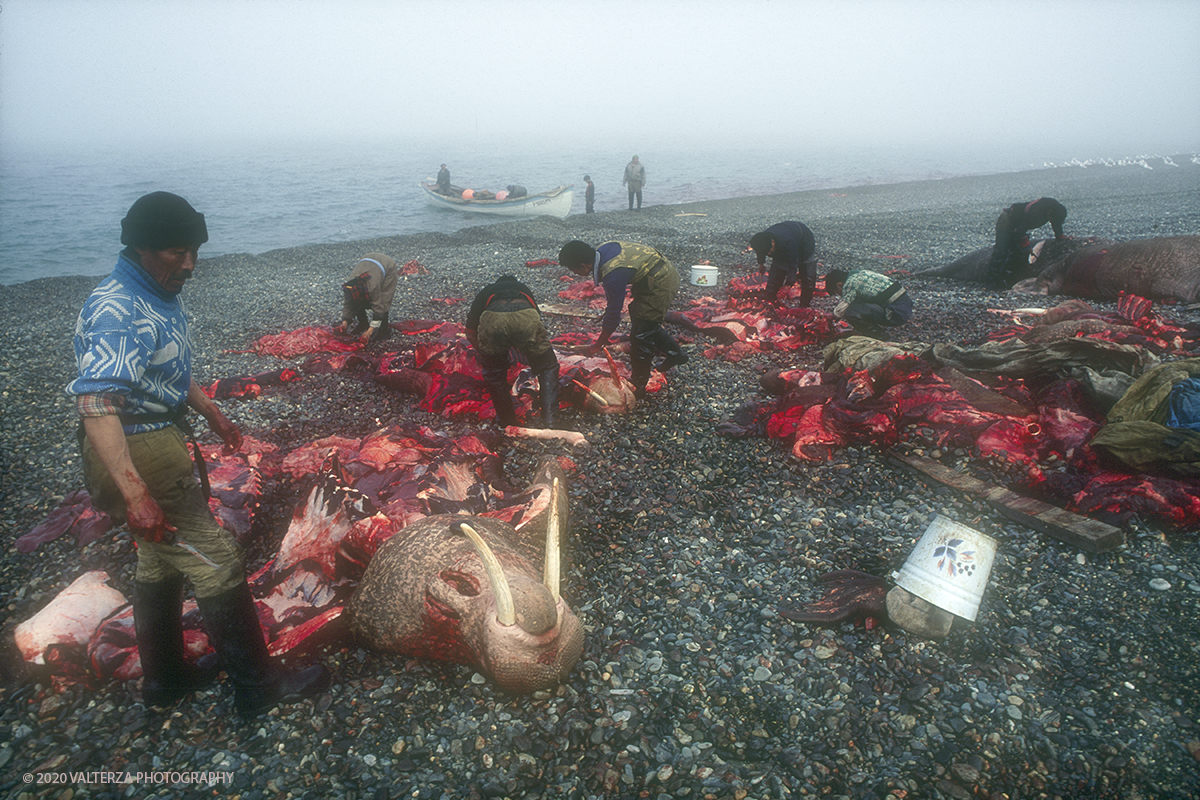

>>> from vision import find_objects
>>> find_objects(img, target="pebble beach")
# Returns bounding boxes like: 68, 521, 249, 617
2, 163, 1199, 800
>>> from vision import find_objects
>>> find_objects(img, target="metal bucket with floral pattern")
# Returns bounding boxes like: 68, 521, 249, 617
892, 515, 997, 621
690, 265, 718, 286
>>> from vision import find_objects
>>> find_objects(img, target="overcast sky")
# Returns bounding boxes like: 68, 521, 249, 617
2, 0, 1198, 155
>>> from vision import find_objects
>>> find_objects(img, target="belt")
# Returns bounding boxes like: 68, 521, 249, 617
120, 407, 211, 500
485, 298, 536, 312
869, 283, 907, 306
645, 258, 668, 279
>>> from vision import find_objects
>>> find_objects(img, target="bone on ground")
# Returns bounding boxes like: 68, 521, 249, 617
504, 426, 590, 449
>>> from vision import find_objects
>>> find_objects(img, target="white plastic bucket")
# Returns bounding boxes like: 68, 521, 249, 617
690, 265, 718, 286
892, 515, 998, 621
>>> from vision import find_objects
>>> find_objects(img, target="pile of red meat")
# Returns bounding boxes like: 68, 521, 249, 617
721, 296, 1200, 531
15, 424, 573, 687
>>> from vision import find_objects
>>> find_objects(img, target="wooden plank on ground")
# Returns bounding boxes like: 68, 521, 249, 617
887, 450, 1126, 553
539, 303, 598, 319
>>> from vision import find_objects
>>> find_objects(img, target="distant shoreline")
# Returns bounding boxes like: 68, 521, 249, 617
3, 159, 1197, 292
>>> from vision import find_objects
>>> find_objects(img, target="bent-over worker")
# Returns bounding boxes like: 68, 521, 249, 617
749, 221, 818, 306
466, 275, 561, 428
824, 268, 913, 340
335, 253, 398, 344
557, 239, 686, 400
987, 197, 1068, 288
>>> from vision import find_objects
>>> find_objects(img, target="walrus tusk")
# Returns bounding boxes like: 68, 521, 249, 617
603, 347, 622, 382
987, 307, 1048, 325
1029, 240, 1047, 263
572, 379, 609, 406
456, 522, 516, 626
543, 477, 561, 601
504, 426, 590, 450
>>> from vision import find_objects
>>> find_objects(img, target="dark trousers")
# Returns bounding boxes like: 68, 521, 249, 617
629, 317, 683, 390
987, 209, 1025, 284
844, 292, 913, 338
764, 257, 817, 306
627, 184, 642, 209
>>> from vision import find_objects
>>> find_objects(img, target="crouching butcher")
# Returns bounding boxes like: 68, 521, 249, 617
466, 274, 561, 428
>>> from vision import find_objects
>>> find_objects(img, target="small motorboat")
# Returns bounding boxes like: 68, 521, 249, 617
420, 181, 574, 219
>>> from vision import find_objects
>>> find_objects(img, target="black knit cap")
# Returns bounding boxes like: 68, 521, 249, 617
749, 231, 773, 263
558, 240, 595, 273
120, 191, 208, 250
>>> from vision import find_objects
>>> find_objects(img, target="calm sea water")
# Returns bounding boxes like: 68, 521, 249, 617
0, 138, 1187, 286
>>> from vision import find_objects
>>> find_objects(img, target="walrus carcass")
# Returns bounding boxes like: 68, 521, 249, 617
1014, 236, 1200, 302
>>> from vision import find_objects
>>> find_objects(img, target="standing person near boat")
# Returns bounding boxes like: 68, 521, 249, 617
67, 191, 330, 718
557, 239, 687, 400
335, 253, 398, 345
584, 175, 595, 214
465, 274, 561, 428
623, 155, 646, 210
436, 164, 451, 194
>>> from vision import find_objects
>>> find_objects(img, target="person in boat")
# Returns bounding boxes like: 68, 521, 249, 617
66, 191, 330, 718
506, 185, 528, 199
824, 268, 913, 340
335, 253, 398, 345
749, 221, 819, 307
557, 239, 687, 400
436, 164, 451, 194
622, 155, 646, 210
986, 197, 1067, 289
584, 175, 595, 214
466, 274, 560, 428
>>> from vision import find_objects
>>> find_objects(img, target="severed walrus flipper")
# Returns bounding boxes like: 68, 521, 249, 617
778, 569, 887, 627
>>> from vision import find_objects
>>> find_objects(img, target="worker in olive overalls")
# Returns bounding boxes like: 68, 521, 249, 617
466, 274, 560, 427
557, 240, 687, 399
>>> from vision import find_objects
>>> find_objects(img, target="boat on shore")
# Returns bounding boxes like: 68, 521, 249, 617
420, 181, 574, 219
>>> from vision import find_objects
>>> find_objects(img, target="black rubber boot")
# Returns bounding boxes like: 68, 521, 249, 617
798, 274, 814, 308
484, 380, 519, 426
629, 319, 657, 399
134, 577, 219, 708
197, 582, 330, 720
373, 312, 392, 342
650, 330, 688, 372
537, 363, 560, 428
351, 309, 370, 335
630, 355, 652, 400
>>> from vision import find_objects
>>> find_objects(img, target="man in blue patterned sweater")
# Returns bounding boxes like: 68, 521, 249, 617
67, 191, 328, 718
